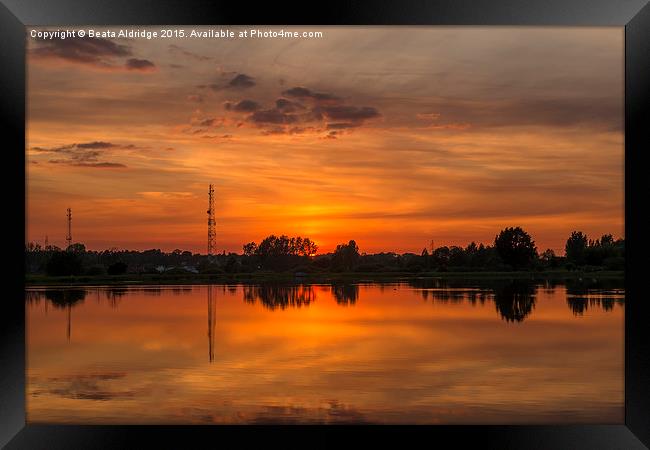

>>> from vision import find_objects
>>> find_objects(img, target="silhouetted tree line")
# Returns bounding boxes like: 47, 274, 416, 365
25, 227, 624, 277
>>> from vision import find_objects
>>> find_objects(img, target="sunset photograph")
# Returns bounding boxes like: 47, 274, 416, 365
24, 26, 625, 425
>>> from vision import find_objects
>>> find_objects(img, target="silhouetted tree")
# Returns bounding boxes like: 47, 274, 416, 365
46, 251, 83, 276
431, 246, 450, 271
539, 249, 559, 269
494, 227, 537, 270
243, 242, 257, 256
224, 253, 239, 273
244, 234, 319, 271
107, 261, 128, 275
66, 243, 86, 253
332, 240, 360, 271
565, 231, 588, 265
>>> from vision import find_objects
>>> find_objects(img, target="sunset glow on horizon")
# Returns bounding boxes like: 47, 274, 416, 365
26, 26, 624, 255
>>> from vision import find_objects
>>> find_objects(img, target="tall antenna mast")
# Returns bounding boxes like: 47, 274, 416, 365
207, 185, 216, 257
66, 208, 72, 249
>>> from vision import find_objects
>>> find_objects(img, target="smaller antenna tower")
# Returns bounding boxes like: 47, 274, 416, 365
44, 235, 49, 247
207, 185, 216, 256
66, 208, 72, 248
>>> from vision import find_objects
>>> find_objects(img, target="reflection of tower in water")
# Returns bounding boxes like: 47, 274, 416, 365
207, 285, 216, 362
66, 304, 72, 342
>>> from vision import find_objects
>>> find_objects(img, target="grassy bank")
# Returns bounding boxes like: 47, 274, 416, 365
25, 270, 624, 286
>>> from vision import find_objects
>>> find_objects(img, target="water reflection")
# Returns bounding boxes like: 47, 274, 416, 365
26, 280, 625, 327
104, 287, 127, 308
24, 281, 627, 351
332, 284, 359, 305
43, 289, 87, 342
566, 291, 625, 315
208, 285, 216, 363
243, 284, 316, 310
25, 281, 625, 424
492, 281, 537, 323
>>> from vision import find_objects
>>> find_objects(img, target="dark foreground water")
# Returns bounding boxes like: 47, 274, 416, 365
26, 279, 624, 424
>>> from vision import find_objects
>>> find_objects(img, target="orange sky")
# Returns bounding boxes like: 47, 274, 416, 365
26, 26, 624, 254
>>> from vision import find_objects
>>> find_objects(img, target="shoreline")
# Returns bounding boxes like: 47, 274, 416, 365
25, 270, 625, 286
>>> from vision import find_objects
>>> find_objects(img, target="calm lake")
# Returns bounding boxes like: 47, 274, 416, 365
26, 279, 624, 424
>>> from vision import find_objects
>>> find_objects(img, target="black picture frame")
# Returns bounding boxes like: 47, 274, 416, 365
1, 1, 648, 448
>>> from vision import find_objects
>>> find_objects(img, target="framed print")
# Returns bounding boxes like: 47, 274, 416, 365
1, 0, 649, 448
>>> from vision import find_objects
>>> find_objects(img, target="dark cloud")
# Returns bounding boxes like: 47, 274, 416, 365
200, 73, 256, 92
260, 126, 288, 135
228, 73, 256, 89
199, 118, 218, 127
30, 141, 134, 168
249, 109, 298, 125
326, 122, 358, 130
320, 105, 381, 122
30, 37, 158, 73
201, 134, 233, 139
79, 162, 127, 168
282, 86, 340, 103
30, 37, 131, 66
224, 99, 260, 112
261, 126, 317, 136
76, 141, 116, 149
275, 98, 304, 113
218, 84, 380, 137
49, 160, 127, 168
125, 58, 156, 71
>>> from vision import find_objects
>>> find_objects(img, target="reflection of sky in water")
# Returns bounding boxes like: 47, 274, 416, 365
26, 282, 624, 424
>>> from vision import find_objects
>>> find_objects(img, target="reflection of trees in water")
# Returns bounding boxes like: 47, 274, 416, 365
104, 288, 127, 308
243, 284, 316, 310
142, 287, 162, 296
565, 279, 625, 316
332, 284, 359, 305
491, 281, 536, 323
171, 286, 193, 296
408, 279, 490, 305
566, 291, 625, 315
410, 279, 538, 322
540, 279, 558, 295
25, 290, 42, 305
44, 289, 87, 308
408, 278, 624, 322
42, 289, 88, 342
